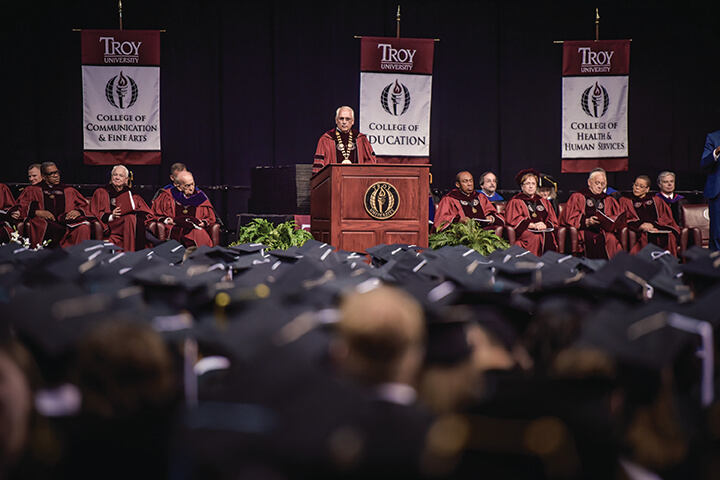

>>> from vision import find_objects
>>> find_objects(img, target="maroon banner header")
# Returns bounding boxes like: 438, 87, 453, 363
563, 40, 630, 76
361, 37, 434, 74
81, 30, 160, 66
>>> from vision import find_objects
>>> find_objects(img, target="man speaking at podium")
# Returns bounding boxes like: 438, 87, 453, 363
313, 106, 376, 173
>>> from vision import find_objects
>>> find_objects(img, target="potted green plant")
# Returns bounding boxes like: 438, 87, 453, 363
231, 218, 313, 250
429, 219, 510, 255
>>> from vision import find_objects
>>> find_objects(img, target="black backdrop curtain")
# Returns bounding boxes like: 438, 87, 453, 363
4, 0, 720, 227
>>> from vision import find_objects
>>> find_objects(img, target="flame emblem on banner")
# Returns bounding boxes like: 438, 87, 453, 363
380, 79, 411, 116
105, 71, 139, 109
580, 81, 610, 118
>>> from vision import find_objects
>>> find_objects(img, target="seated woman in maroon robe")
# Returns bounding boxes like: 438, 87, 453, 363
619, 175, 680, 256
91, 165, 153, 252
505, 168, 558, 256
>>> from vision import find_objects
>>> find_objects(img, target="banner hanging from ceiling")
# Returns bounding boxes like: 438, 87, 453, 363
561, 39, 630, 173
82, 29, 161, 165
359, 37, 434, 162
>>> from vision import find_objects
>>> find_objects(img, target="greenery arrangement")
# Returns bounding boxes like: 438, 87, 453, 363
231, 218, 313, 250
429, 219, 510, 255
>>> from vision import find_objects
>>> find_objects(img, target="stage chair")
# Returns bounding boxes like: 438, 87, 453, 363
680, 204, 709, 251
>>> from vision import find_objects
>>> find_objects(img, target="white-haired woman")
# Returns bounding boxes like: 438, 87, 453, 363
91, 165, 153, 251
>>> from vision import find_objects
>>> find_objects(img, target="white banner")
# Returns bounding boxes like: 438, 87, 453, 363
561, 76, 628, 159
359, 72, 432, 156
82, 65, 160, 151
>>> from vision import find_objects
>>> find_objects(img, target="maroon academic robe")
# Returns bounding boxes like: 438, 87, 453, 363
0, 183, 18, 244
18, 183, 92, 248
505, 193, 558, 256
91, 185, 153, 252
312, 128, 376, 173
434, 189, 504, 232
152, 187, 216, 247
619, 195, 680, 256
559, 189, 623, 259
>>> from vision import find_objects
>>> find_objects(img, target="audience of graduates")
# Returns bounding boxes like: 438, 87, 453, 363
1, 165, 719, 480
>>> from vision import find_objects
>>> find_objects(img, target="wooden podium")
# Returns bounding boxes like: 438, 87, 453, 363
310, 164, 430, 252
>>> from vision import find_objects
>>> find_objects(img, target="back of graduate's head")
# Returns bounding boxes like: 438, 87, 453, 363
333, 285, 425, 386
72, 320, 176, 419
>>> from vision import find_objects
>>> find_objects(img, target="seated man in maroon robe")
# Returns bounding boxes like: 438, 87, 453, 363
0, 183, 21, 244
27, 164, 42, 186
559, 167, 624, 259
434, 171, 504, 232
91, 165, 153, 252
312, 106, 376, 173
619, 175, 680, 256
654, 171, 688, 227
152, 170, 215, 247
17, 162, 92, 248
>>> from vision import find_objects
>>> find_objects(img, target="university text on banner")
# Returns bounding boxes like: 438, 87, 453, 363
359, 37, 434, 161
561, 40, 630, 173
82, 30, 161, 165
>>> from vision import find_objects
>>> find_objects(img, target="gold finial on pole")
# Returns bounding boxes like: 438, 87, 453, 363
396, 5, 401, 38
119, 0, 123, 30
595, 8, 599, 42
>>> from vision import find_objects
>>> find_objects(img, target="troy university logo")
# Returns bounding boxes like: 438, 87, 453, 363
381, 79, 411, 116
105, 71, 139, 109
581, 81, 610, 118
364, 182, 400, 220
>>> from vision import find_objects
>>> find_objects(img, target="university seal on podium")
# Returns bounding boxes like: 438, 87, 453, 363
364, 182, 400, 220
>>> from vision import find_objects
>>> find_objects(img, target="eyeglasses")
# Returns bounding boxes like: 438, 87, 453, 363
522, 182, 537, 186
44, 170, 61, 176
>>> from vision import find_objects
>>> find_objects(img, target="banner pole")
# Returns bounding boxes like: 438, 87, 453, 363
595, 8, 599, 42
119, 0, 123, 30
396, 5, 401, 38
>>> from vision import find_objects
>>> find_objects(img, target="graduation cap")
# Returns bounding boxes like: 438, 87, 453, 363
676, 283, 720, 328
227, 250, 273, 272
429, 253, 498, 292
5, 283, 150, 382
147, 240, 186, 264
228, 242, 267, 254
130, 263, 230, 312
453, 288, 536, 334
183, 245, 242, 266
573, 256, 607, 273
63, 239, 122, 257
538, 174, 558, 191
486, 244, 531, 261
424, 316, 474, 366
81, 250, 173, 296
371, 249, 443, 284
18, 248, 85, 287
573, 301, 709, 405
633, 243, 680, 271
539, 250, 583, 273
266, 246, 304, 261
681, 245, 714, 263
681, 250, 720, 289
394, 277, 461, 321
295, 239, 337, 260
575, 251, 662, 303
365, 243, 424, 267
